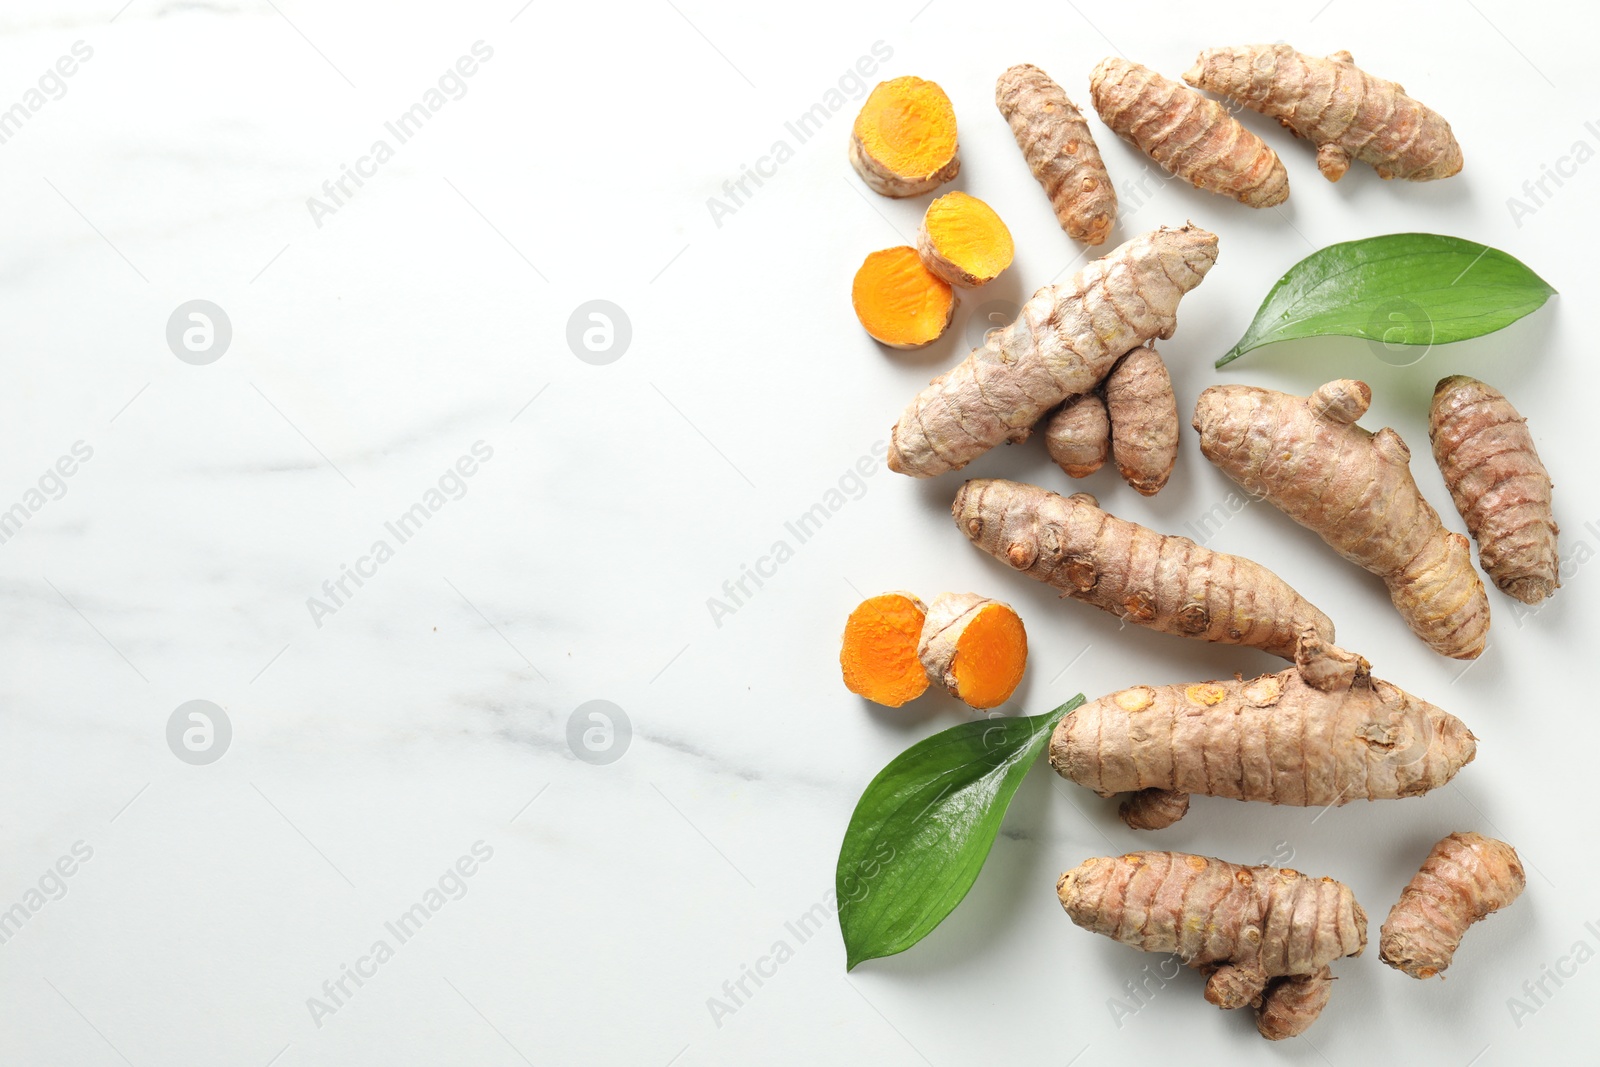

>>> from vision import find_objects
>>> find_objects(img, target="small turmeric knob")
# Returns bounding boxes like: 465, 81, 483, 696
1379, 832, 1525, 979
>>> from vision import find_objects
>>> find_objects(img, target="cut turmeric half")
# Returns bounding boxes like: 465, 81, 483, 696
917, 593, 1028, 709
917, 192, 1014, 288
852, 246, 955, 349
849, 76, 960, 198
840, 592, 929, 707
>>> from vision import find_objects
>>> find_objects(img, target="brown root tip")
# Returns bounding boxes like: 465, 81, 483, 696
1119, 788, 1190, 830
1502, 575, 1556, 605
886, 438, 906, 474
1310, 379, 1371, 424
1130, 478, 1166, 497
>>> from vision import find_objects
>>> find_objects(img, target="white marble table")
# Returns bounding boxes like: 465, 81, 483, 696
2, 1, 1595, 1063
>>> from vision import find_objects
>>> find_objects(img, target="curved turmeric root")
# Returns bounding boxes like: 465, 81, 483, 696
1104, 345, 1178, 496
1051, 631, 1477, 828
1184, 45, 1463, 182
1380, 832, 1525, 979
1090, 57, 1289, 208
849, 76, 960, 197
916, 192, 1013, 288
995, 63, 1116, 245
953, 479, 1334, 660
1255, 967, 1333, 1040
1058, 852, 1364, 1039
852, 247, 955, 349
916, 593, 1027, 709
1430, 375, 1558, 605
888, 225, 1217, 477
840, 592, 929, 707
1043, 393, 1110, 479
1194, 379, 1491, 660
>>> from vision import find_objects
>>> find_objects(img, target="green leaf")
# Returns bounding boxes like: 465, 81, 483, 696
1216, 233, 1557, 367
836, 695, 1083, 970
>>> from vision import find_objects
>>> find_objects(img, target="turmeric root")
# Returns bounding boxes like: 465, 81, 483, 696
1194, 380, 1491, 660
994, 63, 1116, 245
1058, 852, 1365, 1039
1090, 58, 1289, 208
1119, 787, 1189, 830
1184, 45, 1463, 182
1380, 832, 1525, 979
1050, 630, 1477, 828
1429, 375, 1558, 605
849, 76, 960, 197
953, 479, 1333, 660
1103, 344, 1178, 496
888, 225, 1217, 477
1254, 967, 1333, 1040
916, 192, 1014, 288
916, 592, 1028, 709
1044, 393, 1110, 478
840, 592, 929, 707
852, 247, 955, 349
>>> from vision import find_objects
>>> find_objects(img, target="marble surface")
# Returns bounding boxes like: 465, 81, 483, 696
2, 1, 1596, 1064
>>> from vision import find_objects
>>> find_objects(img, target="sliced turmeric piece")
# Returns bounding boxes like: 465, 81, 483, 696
849, 76, 960, 198
916, 192, 1013, 288
840, 592, 929, 707
852, 246, 955, 349
917, 593, 1027, 709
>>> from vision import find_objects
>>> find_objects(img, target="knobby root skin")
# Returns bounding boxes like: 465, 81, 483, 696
1430, 375, 1558, 605
1194, 379, 1491, 660
1050, 631, 1476, 827
1104, 344, 1178, 495
953, 478, 1334, 660
888, 225, 1217, 477
916, 592, 1028, 709
1090, 58, 1289, 208
995, 63, 1117, 245
852, 246, 956, 349
1058, 852, 1364, 1038
916, 192, 1014, 288
1044, 393, 1110, 478
840, 592, 929, 707
1255, 967, 1333, 1040
1119, 787, 1189, 830
1185, 45, 1463, 182
849, 76, 960, 197
1380, 832, 1525, 979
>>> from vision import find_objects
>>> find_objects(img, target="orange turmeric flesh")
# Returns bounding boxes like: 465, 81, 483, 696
852, 247, 955, 349
917, 192, 1013, 288
917, 593, 1027, 709
946, 603, 1027, 708
849, 76, 960, 197
840, 593, 929, 707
